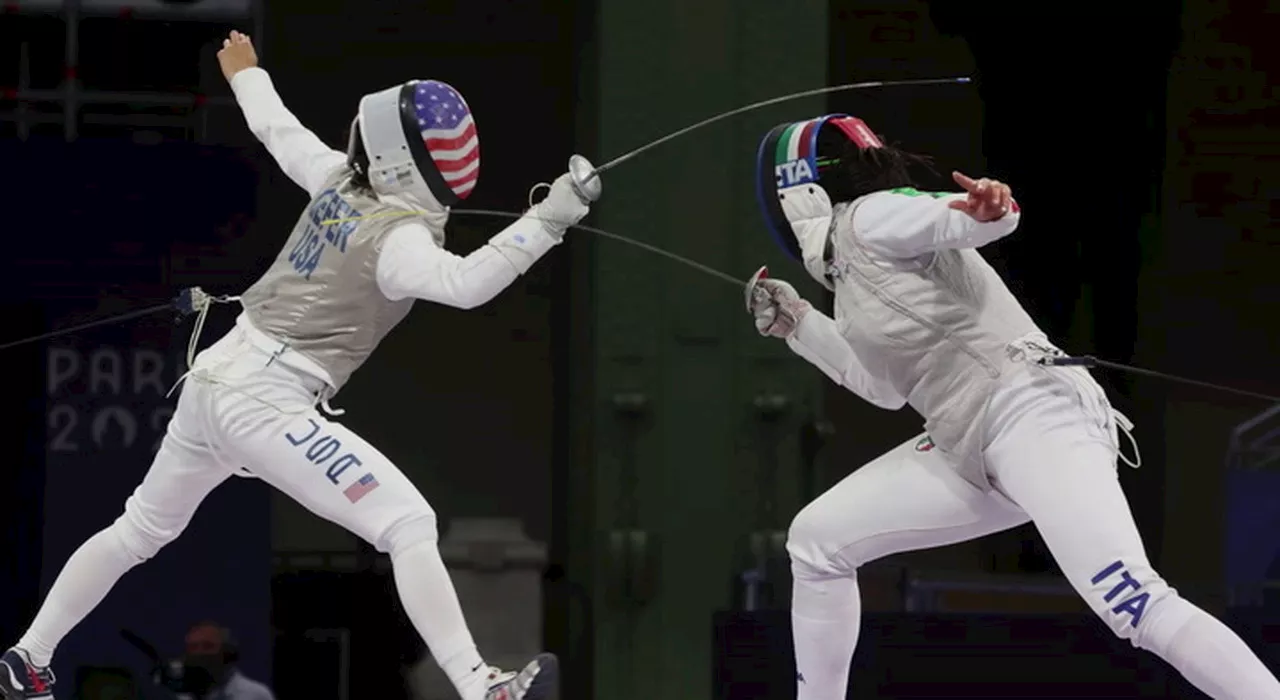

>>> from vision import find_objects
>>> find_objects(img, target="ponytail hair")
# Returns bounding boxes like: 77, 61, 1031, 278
817, 129, 938, 203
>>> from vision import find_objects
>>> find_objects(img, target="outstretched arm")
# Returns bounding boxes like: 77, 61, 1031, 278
376, 173, 589, 308
749, 273, 906, 410
853, 172, 1021, 258
218, 31, 347, 197
376, 222, 528, 309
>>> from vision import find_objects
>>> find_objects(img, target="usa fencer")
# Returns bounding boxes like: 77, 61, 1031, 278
1, 31, 586, 700
748, 115, 1280, 699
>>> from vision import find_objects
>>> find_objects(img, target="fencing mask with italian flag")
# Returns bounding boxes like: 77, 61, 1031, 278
754, 114, 883, 289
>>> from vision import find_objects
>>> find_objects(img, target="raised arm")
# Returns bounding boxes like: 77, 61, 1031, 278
217, 31, 347, 197
853, 171, 1021, 259
748, 272, 905, 410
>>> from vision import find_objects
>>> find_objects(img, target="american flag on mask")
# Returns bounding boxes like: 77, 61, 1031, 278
343, 473, 380, 504
414, 80, 479, 199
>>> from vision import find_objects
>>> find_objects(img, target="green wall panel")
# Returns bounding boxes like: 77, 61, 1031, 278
574, 2, 829, 698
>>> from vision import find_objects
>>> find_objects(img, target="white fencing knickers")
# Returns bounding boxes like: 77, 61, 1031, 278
786, 359, 1280, 700
17, 324, 505, 700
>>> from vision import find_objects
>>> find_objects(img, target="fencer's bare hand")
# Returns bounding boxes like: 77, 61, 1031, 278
217, 30, 258, 83
947, 171, 1014, 222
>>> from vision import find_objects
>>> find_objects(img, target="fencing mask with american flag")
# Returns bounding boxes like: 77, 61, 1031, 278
754, 114, 882, 290
347, 79, 479, 213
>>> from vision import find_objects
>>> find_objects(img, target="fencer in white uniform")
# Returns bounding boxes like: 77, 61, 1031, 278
0, 32, 584, 700
748, 114, 1280, 700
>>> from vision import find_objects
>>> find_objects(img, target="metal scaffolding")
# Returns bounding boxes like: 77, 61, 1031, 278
2, 0, 264, 142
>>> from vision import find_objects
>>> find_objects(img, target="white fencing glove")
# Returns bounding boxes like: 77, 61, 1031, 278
745, 265, 812, 339
533, 172, 590, 239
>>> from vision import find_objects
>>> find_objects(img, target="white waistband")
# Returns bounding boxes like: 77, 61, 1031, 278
233, 313, 336, 388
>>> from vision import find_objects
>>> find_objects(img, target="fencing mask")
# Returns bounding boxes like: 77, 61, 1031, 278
347, 79, 479, 216
754, 114, 882, 290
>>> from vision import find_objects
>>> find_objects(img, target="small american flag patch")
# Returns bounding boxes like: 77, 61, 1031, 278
343, 473, 380, 503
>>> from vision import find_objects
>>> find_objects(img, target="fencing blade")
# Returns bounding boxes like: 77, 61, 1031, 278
456, 208, 1278, 406
586, 76, 971, 180
450, 208, 745, 287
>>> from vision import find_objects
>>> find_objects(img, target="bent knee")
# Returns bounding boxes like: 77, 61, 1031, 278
1105, 587, 1199, 655
378, 504, 439, 558
114, 501, 182, 561
1080, 561, 1195, 650
787, 502, 857, 578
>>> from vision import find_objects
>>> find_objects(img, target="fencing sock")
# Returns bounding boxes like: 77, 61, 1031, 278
1147, 601, 1280, 699
18, 526, 143, 667
791, 565, 862, 700
391, 538, 490, 700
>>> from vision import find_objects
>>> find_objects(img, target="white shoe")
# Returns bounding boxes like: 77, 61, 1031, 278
483, 653, 557, 700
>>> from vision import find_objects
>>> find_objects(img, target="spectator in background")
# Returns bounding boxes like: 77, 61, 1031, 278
181, 622, 273, 700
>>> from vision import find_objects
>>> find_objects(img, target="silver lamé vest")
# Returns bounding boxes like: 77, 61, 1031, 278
240, 167, 424, 392
829, 197, 1042, 490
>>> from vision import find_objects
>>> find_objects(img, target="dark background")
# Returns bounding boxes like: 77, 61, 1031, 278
1, 1, 1277, 699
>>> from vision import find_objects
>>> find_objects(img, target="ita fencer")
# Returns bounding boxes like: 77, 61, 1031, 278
0, 31, 588, 700
747, 114, 1280, 699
